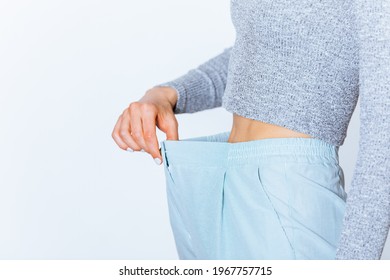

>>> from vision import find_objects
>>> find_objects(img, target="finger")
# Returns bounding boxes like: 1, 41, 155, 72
129, 108, 147, 151
118, 112, 142, 151
112, 114, 131, 151
141, 111, 162, 164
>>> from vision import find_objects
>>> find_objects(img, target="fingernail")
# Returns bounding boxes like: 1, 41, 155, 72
154, 158, 162, 165
126, 148, 134, 152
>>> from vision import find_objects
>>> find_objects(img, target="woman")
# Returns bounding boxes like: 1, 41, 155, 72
112, 0, 390, 259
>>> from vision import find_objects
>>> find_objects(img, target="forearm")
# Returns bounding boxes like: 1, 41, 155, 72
335, 0, 390, 259
155, 47, 232, 114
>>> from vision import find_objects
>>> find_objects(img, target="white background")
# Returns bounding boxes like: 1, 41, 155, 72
0, 0, 388, 259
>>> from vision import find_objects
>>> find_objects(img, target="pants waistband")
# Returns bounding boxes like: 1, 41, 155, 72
160, 131, 339, 168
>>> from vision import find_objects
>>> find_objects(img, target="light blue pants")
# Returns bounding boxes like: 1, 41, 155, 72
159, 131, 347, 260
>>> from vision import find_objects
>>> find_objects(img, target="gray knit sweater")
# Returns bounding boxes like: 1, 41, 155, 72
156, 0, 390, 259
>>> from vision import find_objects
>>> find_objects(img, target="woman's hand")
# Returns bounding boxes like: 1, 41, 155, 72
112, 86, 179, 165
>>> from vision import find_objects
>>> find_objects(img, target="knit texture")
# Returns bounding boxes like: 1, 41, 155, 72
335, 0, 390, 260
156, 0, 390, 259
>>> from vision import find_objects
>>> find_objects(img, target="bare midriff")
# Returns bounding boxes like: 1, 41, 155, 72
227, 113, 313, 143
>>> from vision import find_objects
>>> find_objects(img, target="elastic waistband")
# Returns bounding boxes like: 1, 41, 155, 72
160, 131, 339, 168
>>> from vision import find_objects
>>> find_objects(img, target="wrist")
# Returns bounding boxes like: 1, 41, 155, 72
150, 86, 178, 109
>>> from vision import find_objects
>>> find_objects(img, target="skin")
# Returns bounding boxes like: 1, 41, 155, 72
112, 86, 312, 164
227, 113, 312, 143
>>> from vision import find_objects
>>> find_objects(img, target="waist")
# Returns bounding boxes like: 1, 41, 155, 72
228, 113, 313, 143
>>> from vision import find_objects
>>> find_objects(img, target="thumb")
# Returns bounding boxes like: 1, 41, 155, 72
156, 111, 179, 141
165, 117, 179, 141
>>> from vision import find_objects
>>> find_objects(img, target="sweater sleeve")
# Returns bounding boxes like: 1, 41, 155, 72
335, 0, 390, 259
155, 47, 232, 114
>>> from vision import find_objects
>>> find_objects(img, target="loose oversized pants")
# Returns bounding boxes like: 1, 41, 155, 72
159, 131, 347, 260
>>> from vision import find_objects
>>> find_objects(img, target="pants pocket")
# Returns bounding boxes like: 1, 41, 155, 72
256, 166, 297, 259
289, 160, 346, 259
